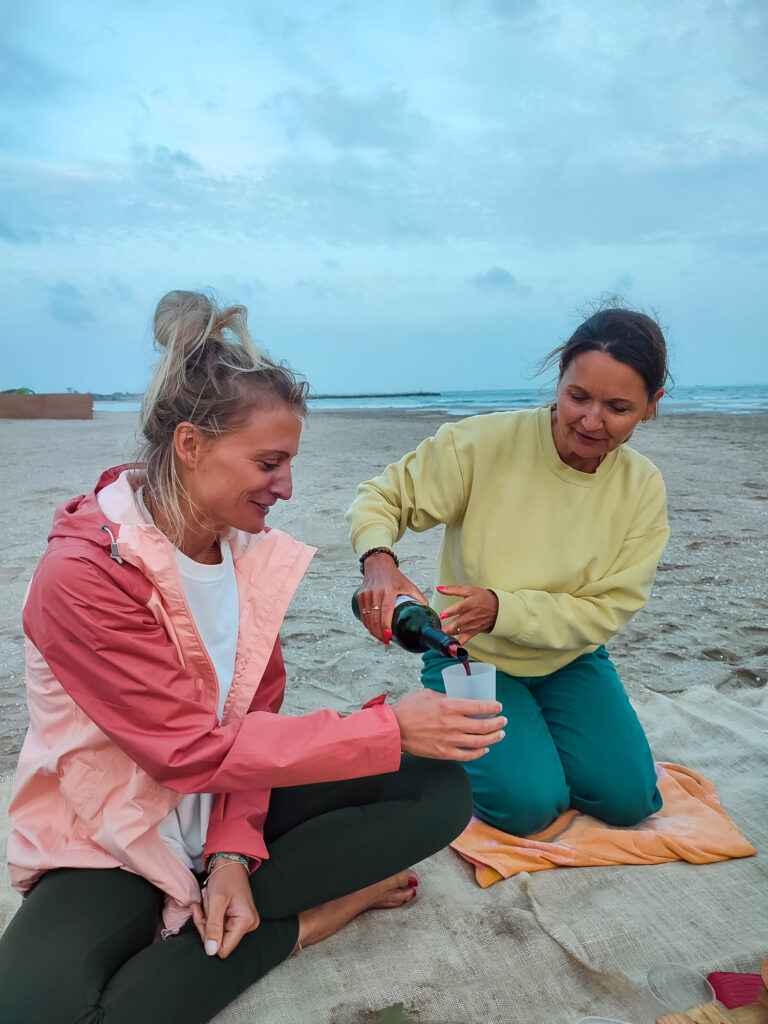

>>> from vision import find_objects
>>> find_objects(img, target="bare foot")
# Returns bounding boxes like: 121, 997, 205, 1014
294, 869, 419, 953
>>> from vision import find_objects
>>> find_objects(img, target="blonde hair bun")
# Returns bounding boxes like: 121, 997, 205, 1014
137, 289, 309, 546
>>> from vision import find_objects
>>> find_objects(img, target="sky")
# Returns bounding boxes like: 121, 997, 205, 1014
2, 0, 766, 394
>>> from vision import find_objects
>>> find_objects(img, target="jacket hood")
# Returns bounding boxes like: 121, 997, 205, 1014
48, 464, 142, 552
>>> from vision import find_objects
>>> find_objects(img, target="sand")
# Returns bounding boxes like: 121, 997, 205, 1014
1, 408, 767, 1022
1, 408, 766, 770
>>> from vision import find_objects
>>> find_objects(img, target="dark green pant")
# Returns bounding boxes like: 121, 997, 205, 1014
422, 646, 662, 836
0, 755, 471, 1024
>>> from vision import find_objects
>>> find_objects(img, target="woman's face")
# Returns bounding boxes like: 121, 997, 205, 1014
179, 400, 302, 535
552, 350, 662, 471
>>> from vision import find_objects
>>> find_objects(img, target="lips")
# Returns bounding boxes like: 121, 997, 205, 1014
251, 501, 272, 514
575, 429, 607, 445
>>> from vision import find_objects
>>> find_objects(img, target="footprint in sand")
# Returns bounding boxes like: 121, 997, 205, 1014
700, 648, 740, 664
716, 668, 765, 692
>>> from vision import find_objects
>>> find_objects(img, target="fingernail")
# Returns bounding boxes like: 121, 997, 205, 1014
439, 613, 448, 620
499, 730, 505, 740
384, 629, 392, 640
501, 717, 508, 727
436, 586, 445, 591
205, 939, 218, 957
408, 875, 419, 887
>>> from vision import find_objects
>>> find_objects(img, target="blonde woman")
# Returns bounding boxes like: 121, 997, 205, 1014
0, 291, 505, 1023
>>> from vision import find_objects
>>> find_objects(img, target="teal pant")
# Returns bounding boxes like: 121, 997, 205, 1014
422, 646, 662, 836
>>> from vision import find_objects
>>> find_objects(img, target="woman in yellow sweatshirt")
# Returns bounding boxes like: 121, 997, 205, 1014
346, 308, 670, 836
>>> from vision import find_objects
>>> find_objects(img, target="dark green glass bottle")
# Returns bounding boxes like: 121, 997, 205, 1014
352, 587, 468, 661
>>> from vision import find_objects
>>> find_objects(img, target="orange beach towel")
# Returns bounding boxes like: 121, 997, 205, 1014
452, 763, 756, 887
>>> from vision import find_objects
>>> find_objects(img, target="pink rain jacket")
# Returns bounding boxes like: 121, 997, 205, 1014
8, 466, 401, 931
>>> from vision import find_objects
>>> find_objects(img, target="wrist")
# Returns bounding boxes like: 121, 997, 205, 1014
359, 547, 399, 574
206, 851, 250, 873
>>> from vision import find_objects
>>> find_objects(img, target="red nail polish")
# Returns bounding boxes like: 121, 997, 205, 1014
408, 875, 419, 887
439, 613, 448, 620
436, 586, 445, 591
384, 629, 392, 640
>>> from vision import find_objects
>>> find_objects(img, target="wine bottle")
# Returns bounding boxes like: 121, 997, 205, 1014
351, 587, 469, 665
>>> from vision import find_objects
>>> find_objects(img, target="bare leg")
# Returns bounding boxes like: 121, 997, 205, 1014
295, 868, 419, 952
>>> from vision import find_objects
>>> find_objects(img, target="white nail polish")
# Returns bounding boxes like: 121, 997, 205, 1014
499, 730, 506, 739
205, 939, 218, 956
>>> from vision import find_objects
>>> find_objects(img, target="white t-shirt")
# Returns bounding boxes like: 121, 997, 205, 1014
156, 541, 240, 871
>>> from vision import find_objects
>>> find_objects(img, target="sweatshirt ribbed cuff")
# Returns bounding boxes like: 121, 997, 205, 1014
489, 590, 530, 643
352, 528, 397, 559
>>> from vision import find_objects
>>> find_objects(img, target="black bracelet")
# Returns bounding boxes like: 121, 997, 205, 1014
359, 547, 399, 574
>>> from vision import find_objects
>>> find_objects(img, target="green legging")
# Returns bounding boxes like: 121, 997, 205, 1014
0, 755, 471, 1024
422, 646, 662, 836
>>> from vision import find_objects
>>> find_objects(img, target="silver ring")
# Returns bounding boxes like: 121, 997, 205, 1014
372, 605, 381, 610
361, 609, 370, 615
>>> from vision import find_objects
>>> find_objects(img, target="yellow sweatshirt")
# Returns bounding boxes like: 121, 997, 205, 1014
346, 406, 669, 676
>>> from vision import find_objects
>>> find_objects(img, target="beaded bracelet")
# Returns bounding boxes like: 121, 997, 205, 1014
359, 546, 399, 574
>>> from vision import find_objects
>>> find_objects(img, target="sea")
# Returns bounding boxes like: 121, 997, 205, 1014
94, 385, 768, 416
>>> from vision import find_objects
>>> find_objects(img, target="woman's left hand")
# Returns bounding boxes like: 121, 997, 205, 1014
192, 860, 260, 959
437, 585, 499, 645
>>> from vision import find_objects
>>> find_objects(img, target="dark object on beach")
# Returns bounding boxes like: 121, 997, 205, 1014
0, 392, 93, 419
352, 587, 469, 664
375, 1004, 404, 1024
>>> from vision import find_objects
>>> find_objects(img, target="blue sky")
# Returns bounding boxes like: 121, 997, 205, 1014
2, 0, 766, 393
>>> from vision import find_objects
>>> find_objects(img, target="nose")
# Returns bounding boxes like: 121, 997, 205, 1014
581, 402, 604, 431
271, 463, 293, 501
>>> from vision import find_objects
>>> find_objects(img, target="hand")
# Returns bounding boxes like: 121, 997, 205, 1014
436, 585, 499, 645
358, 553, 427, 644
393, 689, 506, 762
192, 859, 260, 959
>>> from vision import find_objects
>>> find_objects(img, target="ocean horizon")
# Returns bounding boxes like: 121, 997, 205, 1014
94, 384, 768, 416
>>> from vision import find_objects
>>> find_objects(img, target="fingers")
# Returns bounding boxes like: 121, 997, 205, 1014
203, 892, 225, 957
192, 901, 206, 945
218, 907, 261, 959
444, 698, 503, 719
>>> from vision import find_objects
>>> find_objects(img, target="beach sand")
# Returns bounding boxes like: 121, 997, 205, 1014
1, 408, 767, 1022
2, 409, 766, 768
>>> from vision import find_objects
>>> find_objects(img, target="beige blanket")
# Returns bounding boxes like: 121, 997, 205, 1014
2, 684, 766, 1024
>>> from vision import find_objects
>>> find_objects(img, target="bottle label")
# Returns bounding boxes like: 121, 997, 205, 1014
393, 594, 415, 609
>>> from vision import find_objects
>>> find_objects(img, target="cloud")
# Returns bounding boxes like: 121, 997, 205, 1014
48, 282, 95, 326
0, 42, 68, 102
269, 86, 431, 156
472, 266, 526, 292
103, 276, 135, 303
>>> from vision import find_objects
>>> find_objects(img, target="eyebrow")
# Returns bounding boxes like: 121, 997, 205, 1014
567, 385, 637, 405
255, 449, 294, 458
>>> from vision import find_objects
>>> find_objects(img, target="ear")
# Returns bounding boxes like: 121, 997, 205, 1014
173, 422, 206, 470
643, 388, 664, 421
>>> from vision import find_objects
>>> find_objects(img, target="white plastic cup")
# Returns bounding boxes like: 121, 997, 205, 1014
442, 661, 496, 716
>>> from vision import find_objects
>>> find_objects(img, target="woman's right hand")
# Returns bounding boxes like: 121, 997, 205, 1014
392, 689, 506, 762
358, 553, 426, 644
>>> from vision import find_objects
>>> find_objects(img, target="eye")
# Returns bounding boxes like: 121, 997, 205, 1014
610, 405, 630, 414
258, 461, 280, 471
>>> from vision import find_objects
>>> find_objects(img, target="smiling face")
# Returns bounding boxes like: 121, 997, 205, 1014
177, 399, 302, 538
551, 350, 663, 472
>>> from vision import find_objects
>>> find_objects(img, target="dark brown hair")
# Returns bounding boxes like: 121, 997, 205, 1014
541, 308, 670, 400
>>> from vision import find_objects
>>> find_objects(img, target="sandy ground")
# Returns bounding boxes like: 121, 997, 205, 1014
1, 408, 767, 1024
1, 408, 766, 773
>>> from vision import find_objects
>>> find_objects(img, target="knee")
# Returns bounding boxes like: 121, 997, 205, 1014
405, 756, 474, 842
474, 784, 567, 838
579, 777, 662, 827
